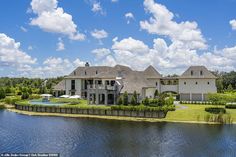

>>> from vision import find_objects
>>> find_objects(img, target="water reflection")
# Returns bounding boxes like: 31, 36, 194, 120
0, 110, 236, 157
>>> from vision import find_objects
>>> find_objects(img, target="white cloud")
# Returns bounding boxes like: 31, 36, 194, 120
93, 36, 236, 74
91, 2, 105, 15
73, 58, 86, 67
23, 57, 86, 78
28, 45, 33, 50
20, 26, 28, 32
92, 48, 111, 59
125, 12, 134, 24
91, 29, 108, 39
0, 33, 36, 69
30, 0, 85, 40
230, 19, 236, 30
111, 0, 118, 2
112, 37, 149, 55
140, 0, 207, 50
56, 38, 65, 51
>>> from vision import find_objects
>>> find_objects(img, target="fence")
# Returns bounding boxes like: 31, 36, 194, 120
15, 104, 167, 118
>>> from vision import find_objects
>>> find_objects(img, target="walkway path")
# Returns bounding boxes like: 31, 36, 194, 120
174, 101, 188, 110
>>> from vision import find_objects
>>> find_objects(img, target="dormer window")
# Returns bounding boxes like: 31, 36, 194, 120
85, 71, 87, 75
191, 70, 193, 76
74, 71, 76, 75
96, 71, 98, 74
200, 70, 203, 76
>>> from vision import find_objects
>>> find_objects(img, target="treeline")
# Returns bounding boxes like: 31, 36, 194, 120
0, 77, 63, 99
213, 71, 236, 92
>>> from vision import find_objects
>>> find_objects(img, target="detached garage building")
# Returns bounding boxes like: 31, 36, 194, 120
178, 66, 217, 101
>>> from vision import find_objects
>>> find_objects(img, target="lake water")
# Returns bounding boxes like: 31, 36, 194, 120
0, 110, 236, 157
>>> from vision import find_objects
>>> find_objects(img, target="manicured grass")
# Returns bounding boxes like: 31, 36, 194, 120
165, 104, 236, 122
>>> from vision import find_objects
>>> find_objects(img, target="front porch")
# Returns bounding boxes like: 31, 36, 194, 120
87, 91, 116, 105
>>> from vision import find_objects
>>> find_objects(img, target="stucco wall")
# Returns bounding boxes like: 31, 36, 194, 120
65, 79, 82, 95
160, 85, 178, 93
178, 78, 216, 94
145, 88, 157, 98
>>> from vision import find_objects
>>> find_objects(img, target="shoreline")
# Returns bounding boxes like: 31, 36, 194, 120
6, 108, 234, 125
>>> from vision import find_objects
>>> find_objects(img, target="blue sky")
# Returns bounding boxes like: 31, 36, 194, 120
0, 0, 236, 77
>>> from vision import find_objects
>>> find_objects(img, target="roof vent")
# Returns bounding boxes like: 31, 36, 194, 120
85, 62, 90, 67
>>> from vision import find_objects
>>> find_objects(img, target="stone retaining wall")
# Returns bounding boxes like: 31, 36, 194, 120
14, 104, 167, 118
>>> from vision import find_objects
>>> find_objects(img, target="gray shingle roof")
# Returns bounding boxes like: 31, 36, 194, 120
53, 80, 66, 91
143, 65, 162, 78
62, 64, 161, 94
179, 66, 216, 79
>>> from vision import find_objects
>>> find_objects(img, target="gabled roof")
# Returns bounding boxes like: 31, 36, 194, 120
53, 80, 65, 91
143, 65, 162, 78
179, 66, 216, 79
120, 71, 155, 94
65, 66, 113, 79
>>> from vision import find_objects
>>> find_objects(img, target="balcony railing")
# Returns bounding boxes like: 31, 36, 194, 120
87, 84, 116, 90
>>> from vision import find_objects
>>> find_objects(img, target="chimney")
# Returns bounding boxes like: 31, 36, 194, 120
85, 62, 90, 67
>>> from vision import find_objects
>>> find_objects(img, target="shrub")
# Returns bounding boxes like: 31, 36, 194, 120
149, 99, 158, 107
4, 97, 21, 105
154, 89, 159, 98
21, 92, 29, 100
133, 91, 138, 105
123, 91, 128, 106
205, 107, 226, 114
130, 96, 137, 106
117, 96, 123, 105
0, 88, 6, 99
142, 97, 149, 106
225, 104, 236, 109
29, 94, 41, 100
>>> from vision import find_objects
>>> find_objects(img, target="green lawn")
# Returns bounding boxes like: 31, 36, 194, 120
165, 104, 236, 122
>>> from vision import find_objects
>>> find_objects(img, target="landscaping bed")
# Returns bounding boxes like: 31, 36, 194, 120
205, 107, 226, 114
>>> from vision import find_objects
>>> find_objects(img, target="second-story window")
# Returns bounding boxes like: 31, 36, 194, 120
207, 82, 210, 85
71, 80, 75, 90
96, 71, 98, 74
184, 82, 186, 85
111, 80, 115, 86
74, 71, 76, 75
200, 70, 203, 76
85, 71, 87, 75
191, 70, 193, 76
195, 82, 198, 85
156, 82, 158, 86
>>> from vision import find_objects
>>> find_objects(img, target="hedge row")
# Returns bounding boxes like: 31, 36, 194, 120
225, 104, 236, 109
205, 107, 226, 114
111, 105, 175, 112
180, 101, 226, 105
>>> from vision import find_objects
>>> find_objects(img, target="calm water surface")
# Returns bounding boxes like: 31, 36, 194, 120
0, 110, 236, 157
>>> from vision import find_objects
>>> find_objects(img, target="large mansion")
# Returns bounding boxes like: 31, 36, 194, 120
53, 63, 217, 105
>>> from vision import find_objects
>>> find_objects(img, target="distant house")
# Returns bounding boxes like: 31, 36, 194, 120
53, 63, 217, 104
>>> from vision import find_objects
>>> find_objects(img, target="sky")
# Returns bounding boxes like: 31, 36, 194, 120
0, 0, 236, 78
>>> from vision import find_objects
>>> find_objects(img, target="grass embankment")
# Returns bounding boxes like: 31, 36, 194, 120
165, 104, 236, 123
0, 103, 5, 109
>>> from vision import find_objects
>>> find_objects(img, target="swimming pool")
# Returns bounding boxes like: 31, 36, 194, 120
29, 100, 66, 106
